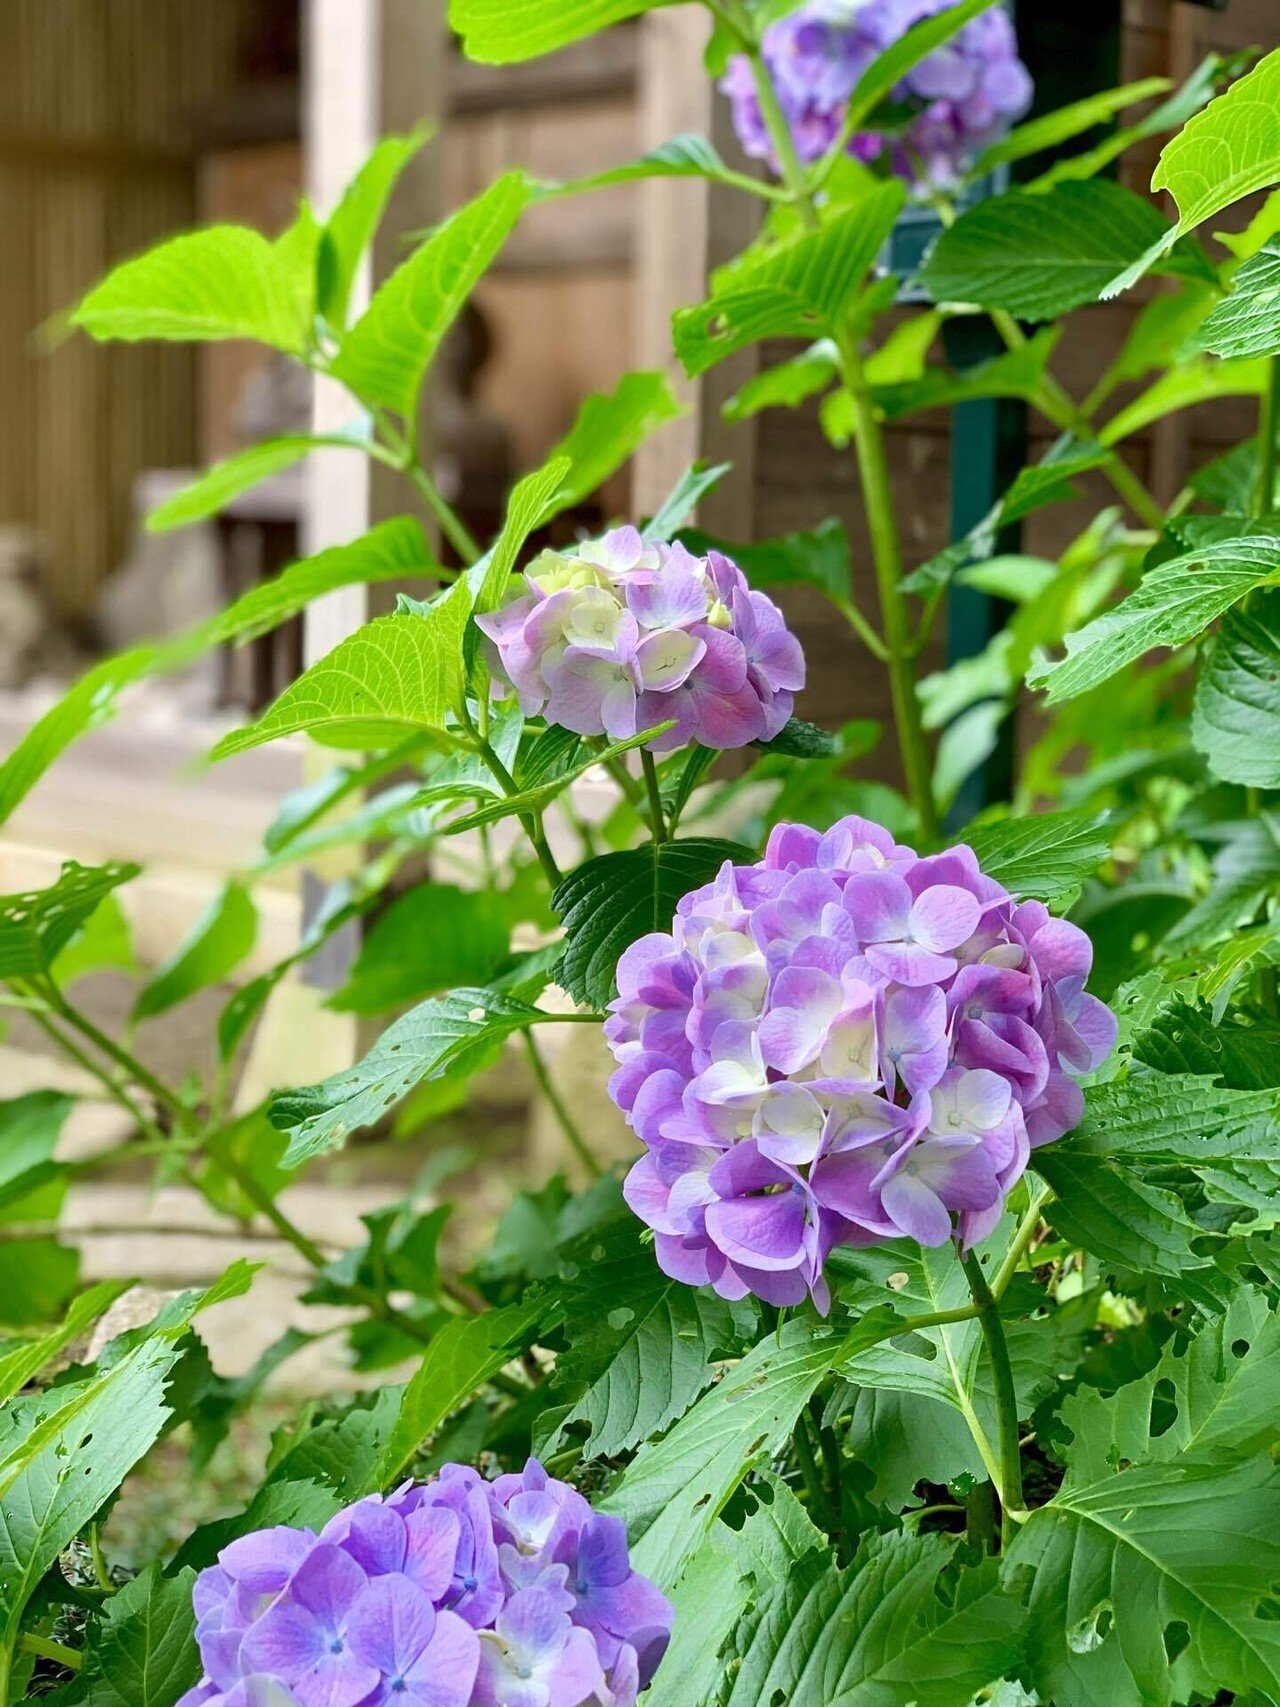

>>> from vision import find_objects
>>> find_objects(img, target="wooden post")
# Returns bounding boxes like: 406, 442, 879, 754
632, 10, 762, 538
235, 1, 447, 1103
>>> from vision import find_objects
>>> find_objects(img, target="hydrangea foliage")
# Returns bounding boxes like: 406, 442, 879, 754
179, 1460, 672, 1707
475, 528, 804, 751
722, 0, 1034, 192
606, 816, 1115, 1311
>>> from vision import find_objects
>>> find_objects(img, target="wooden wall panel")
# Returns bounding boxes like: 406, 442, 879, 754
0, 1, 253, 616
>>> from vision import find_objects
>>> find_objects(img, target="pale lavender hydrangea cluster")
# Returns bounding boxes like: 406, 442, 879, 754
475, 527, 804, 752
721, 0, 1034, 193
179, 1460, 672, 1707
606, 816, 1115, 1312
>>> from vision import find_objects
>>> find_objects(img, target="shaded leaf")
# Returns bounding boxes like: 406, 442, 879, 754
133, 880, 258, 1022
1192, 586, 1280, 787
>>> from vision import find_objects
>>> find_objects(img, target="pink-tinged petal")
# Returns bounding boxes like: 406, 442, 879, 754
627, 569, 709, 631
600, 677, 640, 741
690, 682, 767, 749
693, 626, 749, 693
636, 628, 706, 691
1025, 1073, 1084, 1148
809, 1147, 898, 1233
1071, 993, 1118, 1071
910, 885, 983, 954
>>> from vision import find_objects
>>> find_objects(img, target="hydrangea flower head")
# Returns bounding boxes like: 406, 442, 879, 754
475, 527, 804, 752
605, 816, 1115, 1311
721, 0, 1034, 193
178, 1459, 672, 1707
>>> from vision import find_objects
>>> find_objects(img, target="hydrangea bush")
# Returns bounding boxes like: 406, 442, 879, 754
4, 6, 1280, 1707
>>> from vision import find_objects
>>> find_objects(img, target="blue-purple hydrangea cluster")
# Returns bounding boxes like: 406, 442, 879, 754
475, 527, 804, 752
179, 1460, 672, 1707
722, 0, 1033, 193
606, 816, 1115, 1312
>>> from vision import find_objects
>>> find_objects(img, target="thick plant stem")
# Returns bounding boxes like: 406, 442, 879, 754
522, 1031, 603, 1180
19, 1633, 81, 1673
961, 1248, 1026, 1547
837, 345, 941, 841
738, 42, 939, 838
640, 750, 668, 843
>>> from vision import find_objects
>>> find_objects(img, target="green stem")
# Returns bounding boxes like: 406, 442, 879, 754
521, 1031, 603, 1180
966, 1479, 997, 1552
46, 992, 192, 1131
403, 460, 483, 566
602, 754, 647, 815
1254, 356, 1279, 520
464, 719, 563, 889
989, 310, 1165, 531
961, 1248, 1026, 1546
18, 1633, 81, 1674
22, 1001, 166, 1145
640, 750, 668, 844
88, 1524, 114, 1595
837, 341, 941, 840
991, 1183, 1051, 1299
792, 1410, 835, 1528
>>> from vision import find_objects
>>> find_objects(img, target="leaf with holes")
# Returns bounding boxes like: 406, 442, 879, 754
674, 187, 905, 378
267, 988, 550, 1165
0, 862, 140, 981
552, 838, 752, 1008
539, 1217, 756, 1461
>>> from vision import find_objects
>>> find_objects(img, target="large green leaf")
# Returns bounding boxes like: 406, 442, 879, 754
0, 518, 438, 827
539, 1218, 755, 1461
71, 223, 317, 354
964, 809, 1111, 909
267, 988, 551, 1165
1005, 1450, 1280, 1706
449, 0, 677, 65
319, 127, 433, 327
60, 1562, 202, 1707
0, 1090, 73, 1227
1034, 1071, 1280, 1275
0, 1262, 255, 1654
331, 172, 528, 418
1029, 533, 1280, 704
132, 879, 258, 1022
543, 371, 682, 515
211, 579, 473, 759
647, 1478, 824, 1707
374, 1303, 539, 1486
145, 434, 365, 532
600, 1317, 849, 1592
0, 862, 140, 981
919, 179, 1189, 322
1192, 589, 1280, 787
673, 186, 905, 378
1153, 45, 1280, 239
0, 1282, 128, 1406
1199, 240, 1280, 359
552, 838, 753, 1008
725, 1533, 1024, 1707
1098, 356, 1266, 445
329, 882, 510, 1014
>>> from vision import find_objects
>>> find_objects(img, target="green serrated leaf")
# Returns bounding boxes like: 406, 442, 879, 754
553, 838, 752, 1008
963, 810, 1111, 907
0, 862, 140, 981
145, 435, 361, 532
540, 1217, 755, 1460
58, 1562, 201, 1707
268, 988, 549, 1164
543, 371, 683, 515
674, 186, 905, 379
1153, 46, 1280, 239
332, 172, 528, 418
920, 180, 1191, 321
1199, 240, 1280, 359
211, 579, 473, 759
329, 883, 510, 1014
1030, 533, 1280, 704
319, 126, 433, 327
1192, 586, 1280, 787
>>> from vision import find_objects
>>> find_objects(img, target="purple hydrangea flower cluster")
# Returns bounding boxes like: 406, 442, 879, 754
475, 527, 804, 752
721, 0, 1034, 193
606, 816, 1115, 1312
179, 1459, 672, 1707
